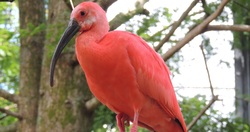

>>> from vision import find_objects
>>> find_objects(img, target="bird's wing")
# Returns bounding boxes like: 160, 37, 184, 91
125, 32, 186, 130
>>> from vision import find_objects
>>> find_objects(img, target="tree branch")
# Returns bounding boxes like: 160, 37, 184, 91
63, 0, 73, 11
0, 89, 18, 104
206, 24, 250, 32
146, 23, 174, 42
187, 95, 219, 130
154, 0, 200, 52
109, 0, 149, 31
0, 107, 22, 120
96, 0, 117, 11
0, 0, 14, 2
85, 97, 101, 111
187, 42, 219, 130
0, 114, 8, 120
162, 0, 230, 61
0, 123, 17, 132
147, 10, 204, 44
200, 44, 215, 97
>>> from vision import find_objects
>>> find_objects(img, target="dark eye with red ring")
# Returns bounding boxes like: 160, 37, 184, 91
80, 11, 85, 16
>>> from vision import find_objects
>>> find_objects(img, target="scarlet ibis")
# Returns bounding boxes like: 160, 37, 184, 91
50, 2, 186, 132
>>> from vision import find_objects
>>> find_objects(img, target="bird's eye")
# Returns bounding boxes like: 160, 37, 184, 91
80, 11, 85, 16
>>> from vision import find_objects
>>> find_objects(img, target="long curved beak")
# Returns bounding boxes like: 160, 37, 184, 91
50, 19, 80, 87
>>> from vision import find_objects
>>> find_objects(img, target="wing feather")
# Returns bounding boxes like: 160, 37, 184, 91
125, 32, 186, 130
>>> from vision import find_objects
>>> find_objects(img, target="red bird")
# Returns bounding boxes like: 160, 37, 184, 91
50, 2, 186, 132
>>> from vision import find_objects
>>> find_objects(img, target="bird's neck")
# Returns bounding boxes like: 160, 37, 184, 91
77, 22, 109, 45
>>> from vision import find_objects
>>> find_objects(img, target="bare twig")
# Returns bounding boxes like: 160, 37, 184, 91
147, 10, 204, 44
69, 0, 74, 10
187, 42, 220, 130
0, 114, 8, 120
63, 0, 73, 11
189, 10, 205, 18
154, 0, 200, 52
162, 0, 230, 61
0, 107, 22, 120
200, 44, 215, 97
0, 89, 18, 104
187, 95, 219, 130
146, 23, 174, 41
85, 97, 101, 111
206, 24, 250, 32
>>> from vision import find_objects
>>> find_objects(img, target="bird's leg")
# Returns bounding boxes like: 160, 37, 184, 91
130, 111, 139, 132
116, 113, 130, 132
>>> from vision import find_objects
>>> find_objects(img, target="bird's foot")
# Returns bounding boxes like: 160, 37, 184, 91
116, 113, 130, 132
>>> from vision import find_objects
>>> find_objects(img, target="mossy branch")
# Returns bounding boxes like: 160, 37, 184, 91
0, 89, 19, 104
0, 107, 22, 120
96, 0, 118, 11
85, 97, 101, 112
109, 0, 149, 31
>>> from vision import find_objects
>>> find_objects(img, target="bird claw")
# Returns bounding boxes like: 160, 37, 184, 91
116, 113, 130, 132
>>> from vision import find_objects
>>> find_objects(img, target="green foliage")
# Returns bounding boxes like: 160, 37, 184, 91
0, 0, 248, 131
92, 105, 116, 132
92, 105, 150, 132
0, 1, 19, 91
19, 23, 46, 38
125, 7, 172, 44
91, 95, 250, 131
0, 3, 10, 25
0, 98, 17, 126
205, 2, 229, 22
0, 1, 19, 127
0, 1, 19, 92
232, 0, 250, 49
180, 95, 250, 132
0, 42, 19, 91
201, 35, 217, 60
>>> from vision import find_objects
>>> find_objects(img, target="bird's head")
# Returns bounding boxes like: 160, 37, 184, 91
49, 2, 108, 87
70, 2, 107, 32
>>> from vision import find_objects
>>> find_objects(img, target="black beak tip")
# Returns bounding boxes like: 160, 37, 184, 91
50, 64, 55, 87
50, 79, 54, 87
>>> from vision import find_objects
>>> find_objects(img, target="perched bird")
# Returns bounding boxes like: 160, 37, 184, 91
50, 2, 186, 132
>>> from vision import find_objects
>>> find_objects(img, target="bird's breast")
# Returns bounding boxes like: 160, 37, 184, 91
76, 42, 147, 117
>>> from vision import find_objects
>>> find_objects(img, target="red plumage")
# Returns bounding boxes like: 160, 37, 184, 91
50, 2, 187, 132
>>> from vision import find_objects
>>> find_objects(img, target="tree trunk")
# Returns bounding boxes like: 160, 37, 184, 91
16, 0, 118, 131
233, 0, 250, 123
18, 0, 45, 131
37, 0, 94, 131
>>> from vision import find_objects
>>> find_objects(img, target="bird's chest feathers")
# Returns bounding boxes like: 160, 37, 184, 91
76, 43, 134, 85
